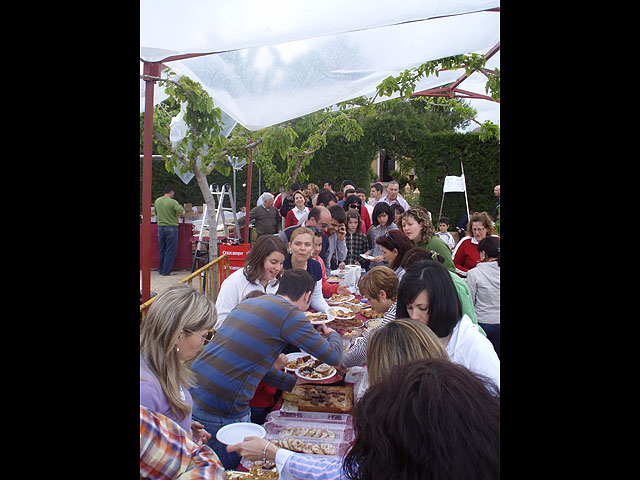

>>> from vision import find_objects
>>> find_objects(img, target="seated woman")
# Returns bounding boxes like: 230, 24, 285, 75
396, 259, 500, 388
282, 226, 330, 313
140, 284, 217, 446
375, 229, 412, 280
340, 266, 398, 369
228, 357, 499, 480
213, 234, 287, 331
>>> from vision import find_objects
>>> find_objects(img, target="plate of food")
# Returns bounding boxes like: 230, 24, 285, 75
360, 253, 376, 260
327, 293, 355, 305
365, 318, 384, 330
326, 276, 341, 283
216, 422, 266, 445
304, 311, 333, 325
295, 360, 337, 381
327, 306, 356, 321
284, 352, 315, 372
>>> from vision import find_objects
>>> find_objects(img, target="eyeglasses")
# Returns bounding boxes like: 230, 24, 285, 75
385, 231, 398, 249
185, 329, 215, 345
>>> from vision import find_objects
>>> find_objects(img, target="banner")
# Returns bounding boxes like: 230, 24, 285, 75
443, 175, 466, 193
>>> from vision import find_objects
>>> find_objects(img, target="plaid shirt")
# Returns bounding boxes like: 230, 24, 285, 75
140, 405, 225, 480
344, 231, 370, 265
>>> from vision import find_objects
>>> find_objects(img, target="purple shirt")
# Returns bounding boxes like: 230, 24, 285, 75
140, 355, 193, 433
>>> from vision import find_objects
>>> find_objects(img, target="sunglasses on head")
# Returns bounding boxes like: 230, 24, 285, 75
385, 231, 398, 248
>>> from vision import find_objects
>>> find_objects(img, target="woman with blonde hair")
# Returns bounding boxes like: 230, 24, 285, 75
283, 226, 330, 313
399, 207, 455, 273
366, 318, 449, 387
140, 283, 217, 445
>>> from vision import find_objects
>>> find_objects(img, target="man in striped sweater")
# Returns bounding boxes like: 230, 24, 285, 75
190, 269, 343, 470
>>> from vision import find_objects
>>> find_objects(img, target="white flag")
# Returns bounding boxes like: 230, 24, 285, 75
443, 175, 466, 193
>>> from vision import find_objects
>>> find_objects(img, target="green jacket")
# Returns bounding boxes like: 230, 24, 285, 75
416, 236, 455, 274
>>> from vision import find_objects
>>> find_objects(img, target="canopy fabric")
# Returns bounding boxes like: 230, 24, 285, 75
140, 0, 500, 131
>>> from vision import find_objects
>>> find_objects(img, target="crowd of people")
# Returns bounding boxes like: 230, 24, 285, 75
141, 178, 501, 479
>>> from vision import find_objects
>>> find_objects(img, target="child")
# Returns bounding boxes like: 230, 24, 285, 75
436, 216, 455, 250
344, 210, 371, 268
311, 231, 351, 297
365, 202, 398, 268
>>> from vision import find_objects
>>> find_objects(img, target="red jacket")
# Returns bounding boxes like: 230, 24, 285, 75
453, 235, 500, 277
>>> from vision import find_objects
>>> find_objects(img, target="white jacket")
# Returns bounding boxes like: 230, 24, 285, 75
466, 261, 500, 325
213, 268, 280, 331
446, 315, 500, 390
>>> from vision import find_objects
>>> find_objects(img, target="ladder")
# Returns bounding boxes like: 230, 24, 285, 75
191, 183, 242, 272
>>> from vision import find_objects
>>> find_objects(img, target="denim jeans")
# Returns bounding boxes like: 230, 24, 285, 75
191, 405, 251, 471
157, 226, 178, 275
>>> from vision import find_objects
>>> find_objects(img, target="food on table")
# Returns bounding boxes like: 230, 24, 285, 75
279, 426, 336, 440
327, 316, 363, 329
336, 328, 361, 339
226, 464, 278, 479
297, 359, 336, 379
360, 307, 384, 319
283, 385, 354, 414
285, 354, 313, 371
365, 319, 383, 330
326, 276, 341, 283
328, 307, 355, 318
271, 438, 337, 455
328, 293, 353, 303
304, 311, 329, 323
334, 302, 362, 313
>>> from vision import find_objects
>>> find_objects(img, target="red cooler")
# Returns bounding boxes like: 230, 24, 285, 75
219, 243, 251, 278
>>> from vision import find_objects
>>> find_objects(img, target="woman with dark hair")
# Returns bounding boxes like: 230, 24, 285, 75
400, 247, 485, 336
375, 229, 412, 280
213, 234, 287, 330
466, 236, 501, 358
342, 193, 371, 234
228, 358, 499, 480
364, 201, 398, 268
396, 259, 499, 388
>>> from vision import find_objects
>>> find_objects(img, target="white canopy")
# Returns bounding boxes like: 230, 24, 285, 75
140, 0, 500, 131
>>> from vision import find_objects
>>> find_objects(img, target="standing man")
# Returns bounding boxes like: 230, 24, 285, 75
379, 180, 410, 211
239, 192, 281, 238
493, 184, 500, 220
325, 205, 348, 270
369, 182, 384, 207
189, 269, 343, 470
154, 186, 185, 276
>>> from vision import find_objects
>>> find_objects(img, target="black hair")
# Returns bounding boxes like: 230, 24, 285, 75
343, 194, 362, 212
371, 202, 395, 227
370, 182, 383, 193
396, 260, 462, 338
164, 186, 174, 194
316, 188, 337, 207
329, 204, 347, 224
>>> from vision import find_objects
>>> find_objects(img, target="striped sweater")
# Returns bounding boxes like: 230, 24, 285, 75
189, 294, 343, 418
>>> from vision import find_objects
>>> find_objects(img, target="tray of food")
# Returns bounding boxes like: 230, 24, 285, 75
267, 434, 349, 457
267, 407, 353, 425
360, 307, 384, 319
263, 417, 353, 444
282, 384, 353, 414
303, 311, 332, 324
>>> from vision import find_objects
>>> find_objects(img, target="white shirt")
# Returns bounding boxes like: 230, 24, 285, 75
466, 262, 500, 325
379, 194, 409, 211
213, 267, 280, 330
446, 314, 500, 389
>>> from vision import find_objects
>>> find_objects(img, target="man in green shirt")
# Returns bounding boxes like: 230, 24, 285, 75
154, 186, 185, 275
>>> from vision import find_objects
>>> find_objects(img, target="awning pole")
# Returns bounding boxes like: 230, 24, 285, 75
141, 62, 160, 302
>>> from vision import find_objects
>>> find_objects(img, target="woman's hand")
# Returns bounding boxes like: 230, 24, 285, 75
227, 436, 274, 462
191, 421, 211, 446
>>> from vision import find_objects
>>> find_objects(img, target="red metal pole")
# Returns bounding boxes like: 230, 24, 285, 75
243, 145, 253, 244
141, 61, 160, 302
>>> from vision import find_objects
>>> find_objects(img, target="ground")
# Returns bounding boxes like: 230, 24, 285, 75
140, 268, 194, 298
